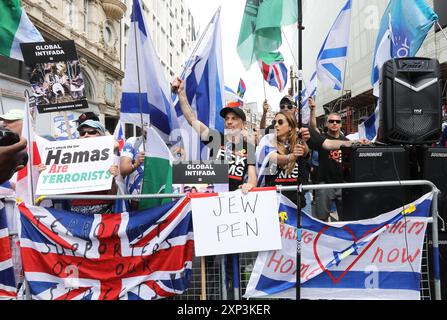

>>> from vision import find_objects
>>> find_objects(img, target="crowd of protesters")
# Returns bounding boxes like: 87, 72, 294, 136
1, 78, 446, 223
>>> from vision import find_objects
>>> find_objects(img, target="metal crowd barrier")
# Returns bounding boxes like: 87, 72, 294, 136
1, 180, 442, 300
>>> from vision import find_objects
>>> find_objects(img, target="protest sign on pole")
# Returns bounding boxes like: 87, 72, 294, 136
190, 188, 282, 256
20, 40, 88, 113
36, 136, 115, 195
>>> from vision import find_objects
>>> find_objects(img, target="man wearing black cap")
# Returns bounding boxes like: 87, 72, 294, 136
172, 77, 257, 193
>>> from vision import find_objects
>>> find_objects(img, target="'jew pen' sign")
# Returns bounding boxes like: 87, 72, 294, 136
190, 189, 282, 256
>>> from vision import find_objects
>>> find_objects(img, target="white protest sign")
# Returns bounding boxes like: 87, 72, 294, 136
36, 136, 115, 195
191, 189, 282, 256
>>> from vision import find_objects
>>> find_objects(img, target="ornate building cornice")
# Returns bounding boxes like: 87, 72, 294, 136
101, 0, 127, 21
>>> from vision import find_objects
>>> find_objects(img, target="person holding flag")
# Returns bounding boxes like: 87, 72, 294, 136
172, 77, 257, 194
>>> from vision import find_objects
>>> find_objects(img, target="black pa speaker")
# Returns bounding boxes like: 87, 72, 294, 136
379, 58, 442, 145
342, 146, 419, 221
421, 147, 447, 228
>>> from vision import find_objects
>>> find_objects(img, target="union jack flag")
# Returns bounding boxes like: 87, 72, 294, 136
0, 203, 16, 299
113, 120, 126, 156
18, 197, 194, 300
258, 52, 288, 92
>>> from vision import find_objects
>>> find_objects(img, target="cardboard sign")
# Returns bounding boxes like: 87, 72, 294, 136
20, 40, 88, 113
173, 162, 229, 184
36, 136, 115, 195
190, 189, 282, 256
172, 161, 229, 195
53, 113, 77, 140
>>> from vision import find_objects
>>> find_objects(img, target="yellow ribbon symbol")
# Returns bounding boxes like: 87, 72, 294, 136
402, 203, 416, 216
279, 211, 288, 224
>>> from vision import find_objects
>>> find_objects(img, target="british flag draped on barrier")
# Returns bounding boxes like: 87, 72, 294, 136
18, 197, 193, 300
0, 203, 16, 299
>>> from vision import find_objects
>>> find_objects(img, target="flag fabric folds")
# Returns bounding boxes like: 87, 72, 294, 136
258, 51, 288, 92
18, 197, 193, 300
139, 127, 173, 210
244, 192, 432, 300
16, 107, 47, 205
296, 71, 317, 125
0, 0, 44, 60
120, 0, 177, 142
316, 0, 352, 91
224, 86, 244, 108
113, 121, 125, 156
255, 134, 278, 187
371, 0, 438, 96
358, 103, 380, 141
237, 0, 298, 70
0, 203, 16, 299
173, 8, 225, 160
237, 78, 246, 98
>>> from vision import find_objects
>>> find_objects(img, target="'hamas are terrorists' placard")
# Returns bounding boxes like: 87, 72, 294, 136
36, 136, 115, 195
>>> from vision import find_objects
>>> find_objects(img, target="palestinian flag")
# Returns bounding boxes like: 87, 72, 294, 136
139, 127, 173, 210
0, 0, 44, 60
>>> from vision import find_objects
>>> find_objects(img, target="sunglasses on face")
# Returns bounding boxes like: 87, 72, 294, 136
79, 129, 99, 136
328, 119, 342, 124
272, 119, 286, 126
280, 104, 294, 110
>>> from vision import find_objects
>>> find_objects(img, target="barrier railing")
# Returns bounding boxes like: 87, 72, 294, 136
1, 180, 442, 300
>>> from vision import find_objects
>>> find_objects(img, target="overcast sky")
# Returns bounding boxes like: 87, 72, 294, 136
187, 0, 297, 114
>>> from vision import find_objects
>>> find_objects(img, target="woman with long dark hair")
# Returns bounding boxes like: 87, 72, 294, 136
262, 111, 310, 205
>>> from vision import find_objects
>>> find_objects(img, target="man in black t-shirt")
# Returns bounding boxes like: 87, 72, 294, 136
308, 113, 349, 221
172, 77, 257, 192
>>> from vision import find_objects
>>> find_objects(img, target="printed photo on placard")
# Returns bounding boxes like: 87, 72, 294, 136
172, 162, 229, 195
172, 183, 229, 195
20, 40, 89, 113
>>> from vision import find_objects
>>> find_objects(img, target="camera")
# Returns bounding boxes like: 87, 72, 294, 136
0, 126, 20, 146
0, 126, 28, 168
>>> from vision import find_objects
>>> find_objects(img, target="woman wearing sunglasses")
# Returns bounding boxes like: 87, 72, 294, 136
261, 111, 310, 205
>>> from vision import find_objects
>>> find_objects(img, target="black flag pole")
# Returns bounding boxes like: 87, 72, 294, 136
296, 0, 304, 301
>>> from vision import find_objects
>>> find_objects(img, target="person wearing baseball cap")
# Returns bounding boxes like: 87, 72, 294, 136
77, 119, 107, 137
0, 109, 25, 135
171, 76, 256, 194
260, 95, 298, 134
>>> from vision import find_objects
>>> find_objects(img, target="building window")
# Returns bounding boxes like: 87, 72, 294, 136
169, 23, 172, 37
0, 56, 28, 81
105, 81, 114, 103
68, 0, 75, 27
169, 53, 173, 68
83, 0, 88, 33
103, 22, 115, 47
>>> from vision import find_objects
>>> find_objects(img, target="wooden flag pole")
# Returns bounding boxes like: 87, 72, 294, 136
200, 256, 207, 300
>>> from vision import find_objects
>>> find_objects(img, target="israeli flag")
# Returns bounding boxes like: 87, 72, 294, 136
255, 134, 278, 187
358, 103, 380, 141
295, 71, 317, 125
120, 0, 177, 141
173, 8, 224, 160
316, 0, 352, 91
372, 25, 393, 97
